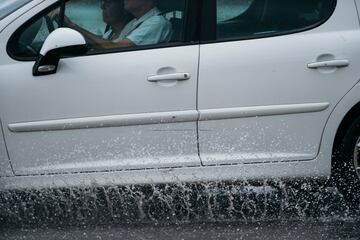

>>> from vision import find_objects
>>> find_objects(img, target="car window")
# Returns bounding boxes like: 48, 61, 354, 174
217, 0, 253, 23
216, 0, 336, 40
8, 0, 187, 59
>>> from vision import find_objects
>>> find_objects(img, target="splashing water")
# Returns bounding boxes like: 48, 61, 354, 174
0, 179, 358, 229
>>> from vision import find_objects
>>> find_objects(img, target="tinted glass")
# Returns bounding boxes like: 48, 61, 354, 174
9, 0, 186, 59
217, 0, 336, 40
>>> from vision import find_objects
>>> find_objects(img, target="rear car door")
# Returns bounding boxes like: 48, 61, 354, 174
198, 0, 360, 165
0, 0, 201, 175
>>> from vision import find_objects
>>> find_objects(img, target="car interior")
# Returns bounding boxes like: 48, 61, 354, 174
217, 0, 333, 39
154, 0, 186, 42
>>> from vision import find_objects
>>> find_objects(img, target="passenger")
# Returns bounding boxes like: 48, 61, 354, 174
101, 0, 134, 41
112, 0, 173, 47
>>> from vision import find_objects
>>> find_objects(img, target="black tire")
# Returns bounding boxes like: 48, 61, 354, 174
332, 116, 360, 209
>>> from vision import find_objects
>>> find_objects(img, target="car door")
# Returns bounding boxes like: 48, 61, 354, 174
198, 0, 360, 165
0, 0, 201, 175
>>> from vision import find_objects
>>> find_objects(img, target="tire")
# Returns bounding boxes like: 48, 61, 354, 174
332, 116, 360, 209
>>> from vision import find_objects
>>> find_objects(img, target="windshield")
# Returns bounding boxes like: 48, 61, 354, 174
0, 0, 32, 20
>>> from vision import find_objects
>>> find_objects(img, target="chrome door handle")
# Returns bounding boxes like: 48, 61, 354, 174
147, 73, 191, 82
307, 59, 349, 69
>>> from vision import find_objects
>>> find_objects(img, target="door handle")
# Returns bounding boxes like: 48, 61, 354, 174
307, 59, 349, 69
147, 73, 191, 82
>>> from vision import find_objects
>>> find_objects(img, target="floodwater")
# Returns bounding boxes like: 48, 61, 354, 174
1, 180, 359, 239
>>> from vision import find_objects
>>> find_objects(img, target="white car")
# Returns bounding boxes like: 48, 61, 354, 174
0, 0, 359, 206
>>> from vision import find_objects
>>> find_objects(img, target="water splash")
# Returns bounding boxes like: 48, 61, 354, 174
0, 180, 358, 228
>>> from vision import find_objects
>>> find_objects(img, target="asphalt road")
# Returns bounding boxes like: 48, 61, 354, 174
1, 220, 360, 240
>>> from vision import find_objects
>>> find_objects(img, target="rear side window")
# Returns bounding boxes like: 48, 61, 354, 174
217, 0, 336, 40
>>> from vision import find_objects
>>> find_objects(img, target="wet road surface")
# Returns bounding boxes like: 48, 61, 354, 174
1, 220, 360, 240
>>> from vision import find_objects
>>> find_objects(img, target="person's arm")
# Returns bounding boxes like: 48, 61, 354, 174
102, 38, 135, 48
64, 16, 135, 49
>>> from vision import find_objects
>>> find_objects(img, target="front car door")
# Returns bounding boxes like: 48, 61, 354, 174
0, 0, 201, 175
198, 0, 360, 165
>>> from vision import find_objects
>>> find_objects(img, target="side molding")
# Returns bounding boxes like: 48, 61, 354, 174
8, 103, 329, 133
8, 110, 199, 132
199, 103, 330, 121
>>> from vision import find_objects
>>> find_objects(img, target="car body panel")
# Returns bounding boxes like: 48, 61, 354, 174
0, 158, 330, 190
0, 47, 201, 174
0, 1, 201, 175
0, 0, 44, 33
197, 0, 360, 165
0, 118, 13, 177
317, 80, 360, 179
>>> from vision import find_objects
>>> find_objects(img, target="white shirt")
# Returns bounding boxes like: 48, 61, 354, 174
115, 8, 172, 45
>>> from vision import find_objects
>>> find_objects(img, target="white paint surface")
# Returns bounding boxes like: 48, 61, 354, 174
198, 0, 360, 165
0, 2, 201, 174
39, 28, 86, 56
0, 118, 12, 177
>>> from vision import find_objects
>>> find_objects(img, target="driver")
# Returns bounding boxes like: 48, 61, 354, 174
49, 0, 172, 49
49, 0, 133, 48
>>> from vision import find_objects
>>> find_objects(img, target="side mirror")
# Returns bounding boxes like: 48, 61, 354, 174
33, 28, 87, 76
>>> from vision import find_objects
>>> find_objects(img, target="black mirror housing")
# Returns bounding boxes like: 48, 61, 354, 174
33, 44, 88, 76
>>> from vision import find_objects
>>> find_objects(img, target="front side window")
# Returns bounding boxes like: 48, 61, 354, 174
8, 0, 187, 59
216, 0, 336, 40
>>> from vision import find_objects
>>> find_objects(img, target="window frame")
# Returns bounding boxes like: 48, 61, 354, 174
200, 0, 338, 44
7, 0, 201, 62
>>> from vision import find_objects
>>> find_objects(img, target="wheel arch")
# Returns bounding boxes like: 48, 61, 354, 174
328, 91, 360, 207
324, 80, 360, 174
332, 101, 360, 159
315, 82, 360, 178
